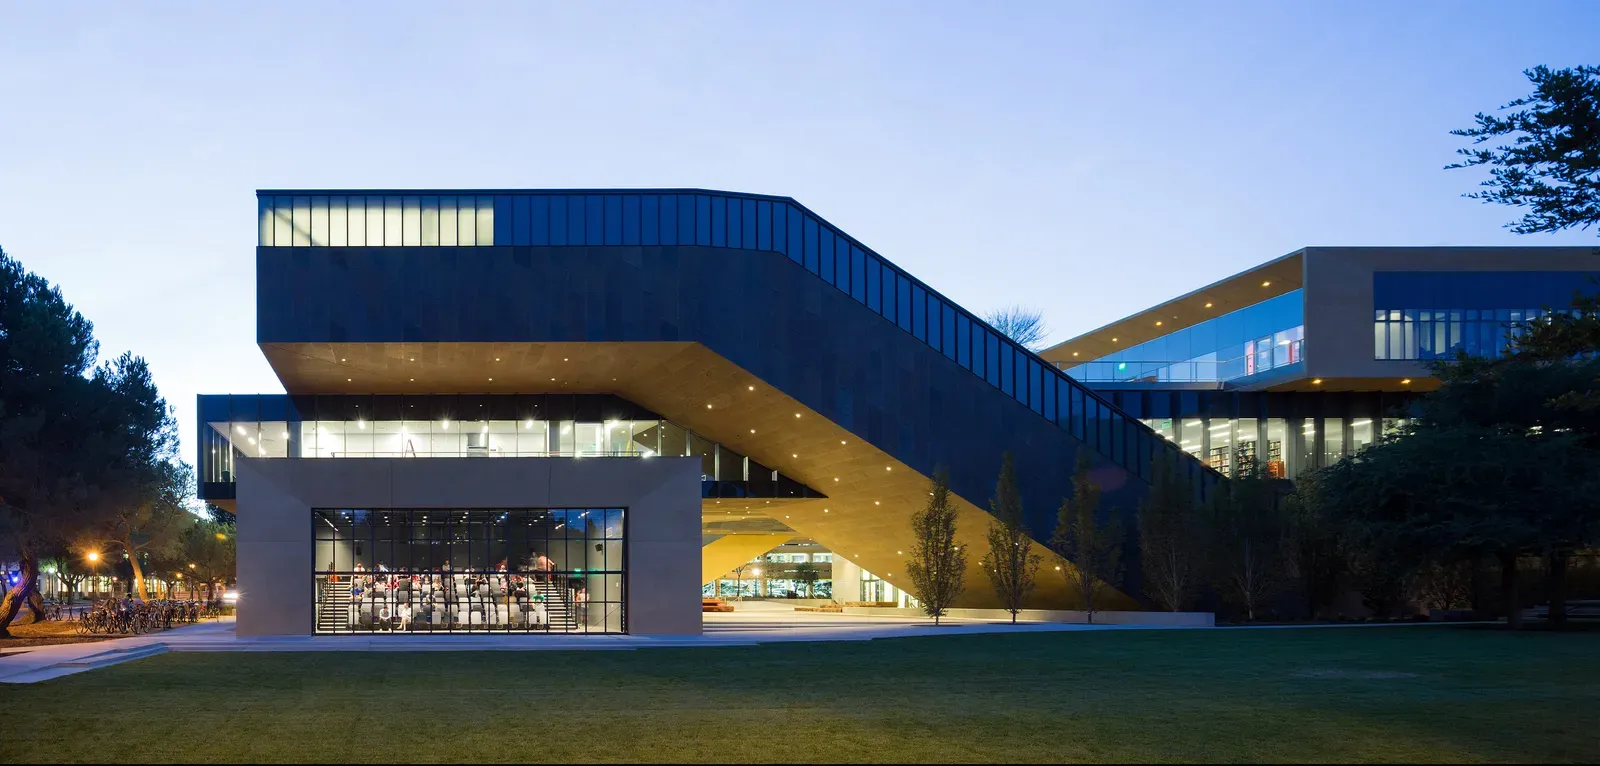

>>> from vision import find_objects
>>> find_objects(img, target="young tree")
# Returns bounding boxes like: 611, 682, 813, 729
41, 551, 87, 605
1209, 458, 1288, 622
981, 453, 1040, 623
905, 468, 967, 625
1448, 65, 1600, 237
984, 305, 1050, 351
1138, 454, 1199, 612
181, 518, 236, 601
1051, 452, 1123, 624
792, 561, 820, 598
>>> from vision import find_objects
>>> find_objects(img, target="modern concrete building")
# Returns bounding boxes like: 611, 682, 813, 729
1043, 246, 1600, 478
203, 189, 1213, 636
204, 190, 1595, 638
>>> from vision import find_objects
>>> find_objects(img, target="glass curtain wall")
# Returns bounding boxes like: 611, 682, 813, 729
313, 508, 624, 634
1372, 271, 1600, 360
1065, 291, 1305, 383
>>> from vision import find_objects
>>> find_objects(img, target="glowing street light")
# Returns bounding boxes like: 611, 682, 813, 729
86, 551, 99, 562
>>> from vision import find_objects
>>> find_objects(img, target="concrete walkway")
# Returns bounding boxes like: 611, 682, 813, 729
0, 603, 1144, 684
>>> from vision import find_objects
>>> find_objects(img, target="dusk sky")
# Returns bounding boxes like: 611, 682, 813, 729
2, 1, 1597, 467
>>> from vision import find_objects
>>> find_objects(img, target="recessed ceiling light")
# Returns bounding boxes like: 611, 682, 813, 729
1072, 352, 1079, 357
1262, 281, 1272, 287
1155, 321, 1163, 326
706, 404, 713, 409
1312, 378, 1323, 385
346, 378, 352, 382
840, 440, 846, 445
488, 377, 493, 381
834, 478, 839, 482
409, 378, 414, 381
340, 358, 346, 362
750, 429, 756, 434
1205, 302, 1213, 308
1401, 378, 1412, 385
794, 413, 801, 418
823, 509, 829, 513
885, 466, 891, 471
564, 358, 569, 362
874, 501, 880, 505
792, 453, 798, 458
1112, 337, 1118, 342
494, 357, 500, 362
747, 385, 754, 391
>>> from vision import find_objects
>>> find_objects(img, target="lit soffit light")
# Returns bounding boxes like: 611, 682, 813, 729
1111, 337, 1118, 342
1155, 321, 1163, 326
1401, 378, 1412, 385
1312, 378, 1323, 385
1262, 281, 1272, 287
1072, 352, 1079, 357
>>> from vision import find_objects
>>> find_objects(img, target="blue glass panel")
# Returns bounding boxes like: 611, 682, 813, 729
695, 195, 712, 246
942, 303, 957, 359
512, 195, 531, 246
757, 201, 772, 250
866, 255, 881, 312
586, 195, 605, 245
548, 196, 568, 246
673, 195, 692, 246
785, 206, 803, 264
1070, 387, 1085, 440
835, 239, 851, 294
912, 286, 927, 341
896, 275, 912, 331
567, 195, 586, 245
661, 195, 680, 245
1042, 372, 1056, 422
819, 227, 835, 284
494, 195, 514, 245
803, 217, 820, 274
1055, 377, 1069, 426
711, 196, 727, 247
1028, 359, 1042, 413
957, 315, 972, 368
882, 265, 897, 320
851, 247, 867, 301
641, 195, 659, 246
926, 294, 940, 349
741, 199, 758, 249
772, 203, 788, 257
621, 195, 640, 246
1000, 343, 1014, 397
986, 332, 1001, 387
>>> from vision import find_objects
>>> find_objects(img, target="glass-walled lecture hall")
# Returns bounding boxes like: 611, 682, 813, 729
1372, 271, 1600, 361
314, 508, 624, 634
197, 394, 822, 502
1063, 291, 1304, 384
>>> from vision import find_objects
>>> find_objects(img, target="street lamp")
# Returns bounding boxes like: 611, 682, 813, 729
86, 552, 99, 562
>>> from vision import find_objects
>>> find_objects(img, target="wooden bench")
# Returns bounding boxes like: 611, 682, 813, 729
701, 598, 735, 613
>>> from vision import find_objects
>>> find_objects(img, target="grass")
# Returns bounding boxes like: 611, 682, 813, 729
0, 626, 1595, 763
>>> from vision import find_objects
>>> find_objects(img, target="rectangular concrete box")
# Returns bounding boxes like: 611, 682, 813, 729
234, 456, 702, 637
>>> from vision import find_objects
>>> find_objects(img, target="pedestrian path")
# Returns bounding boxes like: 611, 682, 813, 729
0, 605, 1146, 684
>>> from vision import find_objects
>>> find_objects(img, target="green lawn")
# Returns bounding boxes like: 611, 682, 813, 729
1, 626, 1595, 763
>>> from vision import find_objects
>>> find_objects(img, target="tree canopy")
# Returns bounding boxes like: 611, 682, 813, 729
1448, 65, 1600, 236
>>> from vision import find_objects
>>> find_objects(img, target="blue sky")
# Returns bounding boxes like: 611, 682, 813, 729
1, 1, 1597, 468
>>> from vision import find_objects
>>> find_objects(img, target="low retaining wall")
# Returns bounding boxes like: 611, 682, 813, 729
841, 607, 1214, 627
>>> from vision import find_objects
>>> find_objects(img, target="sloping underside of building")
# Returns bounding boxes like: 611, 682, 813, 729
254, 189, 1214, 608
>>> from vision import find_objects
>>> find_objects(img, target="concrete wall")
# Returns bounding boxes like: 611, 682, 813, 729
842, 606, 1215, 627
234, 456, 702, 637
1303, 246, 1600, 381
